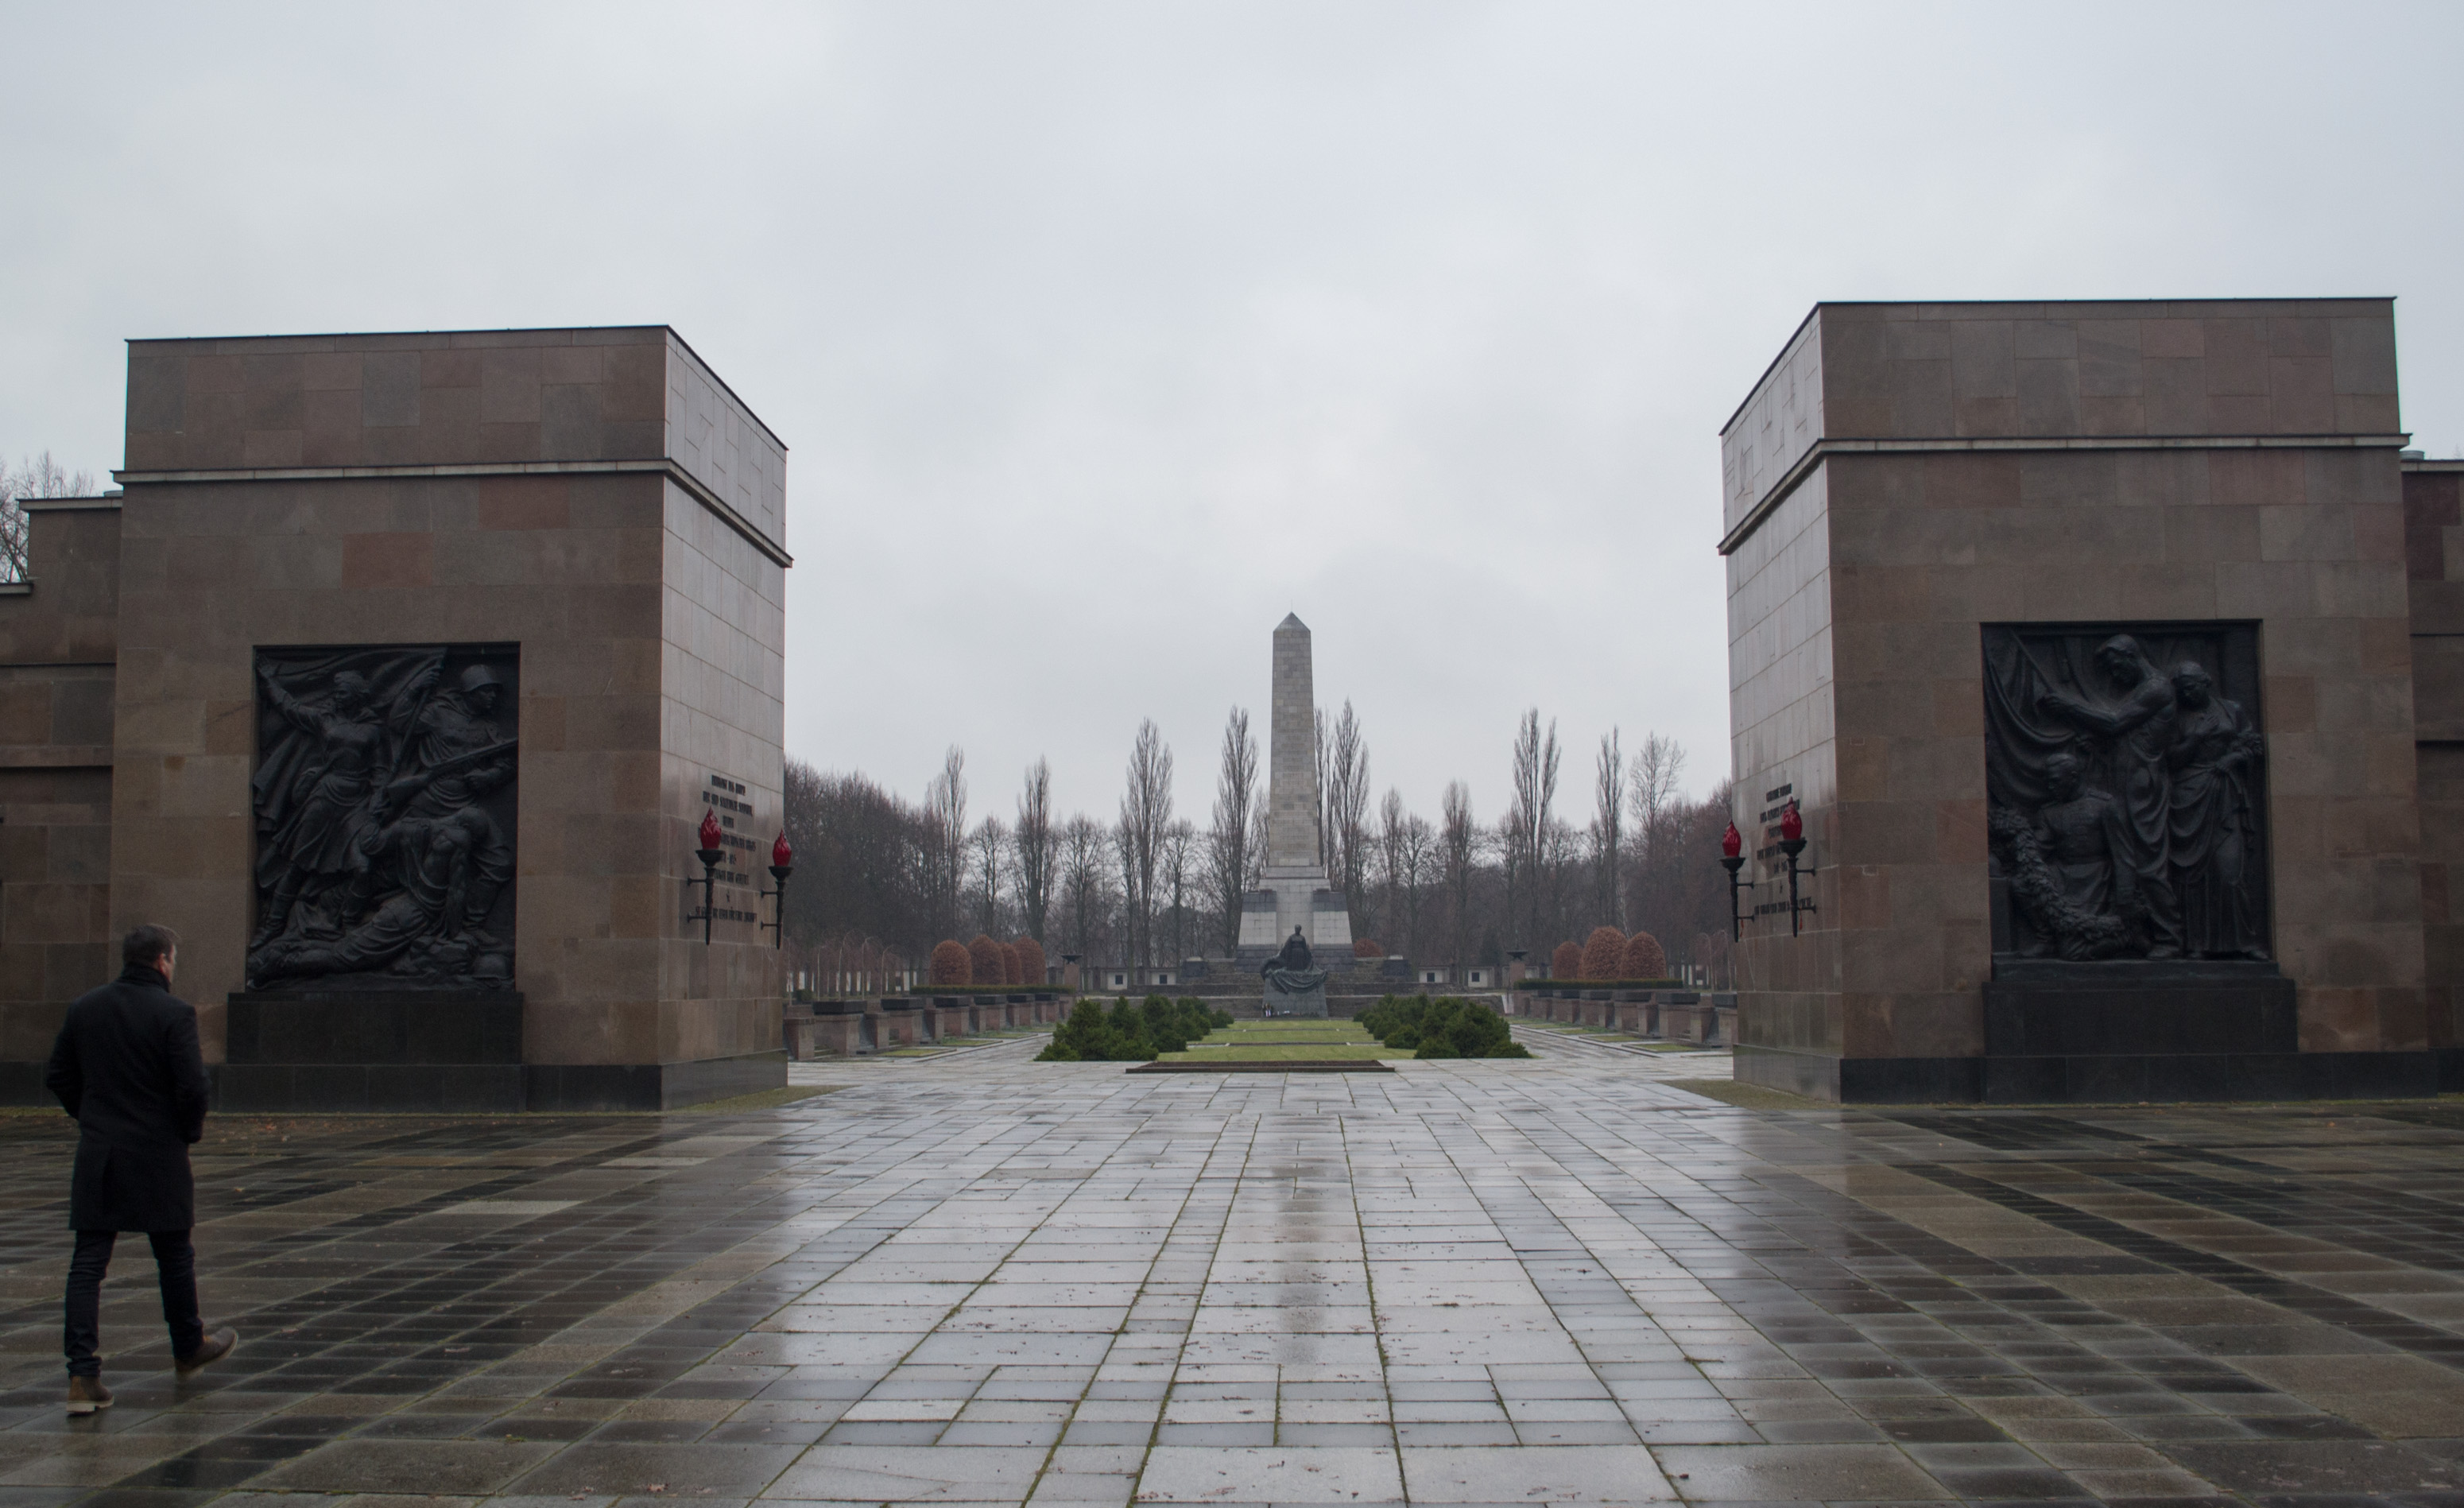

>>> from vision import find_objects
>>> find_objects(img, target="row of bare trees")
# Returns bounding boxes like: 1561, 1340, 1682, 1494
784, 707, 1736, 983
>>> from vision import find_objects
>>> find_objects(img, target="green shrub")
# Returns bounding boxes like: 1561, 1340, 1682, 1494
1355, 994, 1532, 1059
1037, 994, 1232, 1062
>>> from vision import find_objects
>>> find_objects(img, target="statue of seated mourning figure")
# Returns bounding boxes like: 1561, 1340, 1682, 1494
1260, 927, 1328, 996
1992, 750, 2137, 961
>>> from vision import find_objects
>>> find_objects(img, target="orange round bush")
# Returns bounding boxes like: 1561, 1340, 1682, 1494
1580, 926, 1626, 980
969, 934, 1006, 987
928, 940, 972, 986
1000, 942, 1024, 985
1620, 931, 1668, 980
1013, 936, 1047, 986
1549, 940, 1582, 979
1353, 937, 1384, 958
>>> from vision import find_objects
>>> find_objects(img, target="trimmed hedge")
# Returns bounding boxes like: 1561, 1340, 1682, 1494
969, 934, 1007, 987
1579, 926, 1625, 980
1356, 994, 1532, 1060
1014, 936, 1048, 985
1549, 941, 1583, 979
1037, 994, 1235, 1062
928, 940, 973, 986
1620, 930, 1668, 979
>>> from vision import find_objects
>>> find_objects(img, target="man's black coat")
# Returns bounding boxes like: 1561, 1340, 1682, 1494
45, 964, 210, 1231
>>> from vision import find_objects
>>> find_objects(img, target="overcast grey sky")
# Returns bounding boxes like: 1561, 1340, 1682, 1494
6, 2, 2461, 829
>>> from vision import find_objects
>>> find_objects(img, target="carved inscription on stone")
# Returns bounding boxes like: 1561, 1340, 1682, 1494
247, 645, 518, 990
1983, 624, 2268, 963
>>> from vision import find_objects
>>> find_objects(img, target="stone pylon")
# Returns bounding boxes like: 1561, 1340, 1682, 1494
1238, 614, 1354, 967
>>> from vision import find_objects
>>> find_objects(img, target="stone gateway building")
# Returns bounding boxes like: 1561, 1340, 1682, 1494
0, 327, 789, 1110
1721, 297, 2463, 1102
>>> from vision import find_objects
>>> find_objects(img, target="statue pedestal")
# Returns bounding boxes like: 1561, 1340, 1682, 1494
1265, 981, 1328, 1018
215, 990, 525, 1112
1979, 959, 2434, 1101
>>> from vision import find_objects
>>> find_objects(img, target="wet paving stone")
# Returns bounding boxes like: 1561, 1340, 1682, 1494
1, 1037, 2461, 1503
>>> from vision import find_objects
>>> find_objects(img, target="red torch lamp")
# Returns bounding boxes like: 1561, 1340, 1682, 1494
1719, 820, 1749, 939
760, 832, 795, 949
695, 810, 725, 944
1776, 800, 1813, 936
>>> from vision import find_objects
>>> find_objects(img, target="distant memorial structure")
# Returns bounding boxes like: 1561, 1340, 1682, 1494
1238, 614, 1350, 1014
0, 327, 790, 1111
1718, 298, 2459, 1102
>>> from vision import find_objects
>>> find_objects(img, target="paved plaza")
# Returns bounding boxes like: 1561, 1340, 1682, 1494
2, 1034, 2462, 1508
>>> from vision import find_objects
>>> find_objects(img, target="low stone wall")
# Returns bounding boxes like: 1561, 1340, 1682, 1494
783, 992, 1067, 1058
1505, 987, 1738, 1046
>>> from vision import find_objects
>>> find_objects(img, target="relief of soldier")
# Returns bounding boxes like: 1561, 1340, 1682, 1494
246, 649, 516, 989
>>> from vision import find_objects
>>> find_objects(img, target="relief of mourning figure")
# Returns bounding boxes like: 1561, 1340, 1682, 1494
1983, 624, 2271, 964
2031, 634, 2186, 958
2168, 661, 2268, 959
247, 649, 517, 990
1260, 927, 1327, 994
1989, 751, 2137, 960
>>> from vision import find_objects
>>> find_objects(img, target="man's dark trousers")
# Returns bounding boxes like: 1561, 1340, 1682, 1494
45, 963, 212, 1375
64, 1231, 200, 1376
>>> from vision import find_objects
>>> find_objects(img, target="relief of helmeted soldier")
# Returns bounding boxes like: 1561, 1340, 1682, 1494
398, 665, 513, 820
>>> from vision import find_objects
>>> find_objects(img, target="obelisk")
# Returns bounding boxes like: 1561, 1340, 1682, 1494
1238, 614, 1352, 975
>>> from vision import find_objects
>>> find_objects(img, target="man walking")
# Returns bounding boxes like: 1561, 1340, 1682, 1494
45, 925, 238, 1413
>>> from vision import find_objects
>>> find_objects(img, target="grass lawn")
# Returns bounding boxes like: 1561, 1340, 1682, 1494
1159, 1020, 1413, 1062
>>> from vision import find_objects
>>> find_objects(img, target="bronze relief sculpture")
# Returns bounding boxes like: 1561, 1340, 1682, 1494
1983, 625, 2268, 963
246, 646, 517, 990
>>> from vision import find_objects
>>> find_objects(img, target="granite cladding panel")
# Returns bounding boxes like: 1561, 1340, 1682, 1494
1816, 300, 2399, 444
664, 337, 788, 554
1720, 312, 1823, 533
0, 508, 122, 665
123, 328, 676, 475
649, 478, 785, 1069
106, 472, 672, 1064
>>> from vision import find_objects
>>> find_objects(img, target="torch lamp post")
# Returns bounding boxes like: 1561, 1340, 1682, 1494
1719, 820, 1748, 939
1777, 799, 1815, 936
694, 809, 724, 945
761, 832, 795, 948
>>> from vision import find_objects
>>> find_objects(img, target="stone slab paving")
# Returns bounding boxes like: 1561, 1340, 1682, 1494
0, 1034, 2461, 1507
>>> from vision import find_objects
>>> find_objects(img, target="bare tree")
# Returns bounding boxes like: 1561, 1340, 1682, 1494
1014, 758, 1055, 944
1161, 819, 1198, 963
1627, 731, 1687, 940
922, 746, 967, 941
1397, 810, 1435, 959
970, 816, 1008, 936
1205, 707, 1257, 955
1376, 788, 1407, 945
1060, 814, 1105, 959
1117, 719, 1173, 967
1507, 710, 1561, 948
2, 451, 98, 583
1313, 705, 1330, 869
1439, 781, 1478, 967
1324, 701, 1370, 927
1592, 729, 1625, 928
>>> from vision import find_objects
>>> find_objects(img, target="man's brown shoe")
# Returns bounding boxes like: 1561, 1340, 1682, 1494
65, 1375, 112, 1414
176, 1328, 237, 1374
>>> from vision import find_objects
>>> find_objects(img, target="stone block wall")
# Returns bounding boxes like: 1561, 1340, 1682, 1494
1723, 300, 2423, 1099
2404, 459, 2464, 1054
0, 501, 123, 1095
0, 326, 790, 1108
